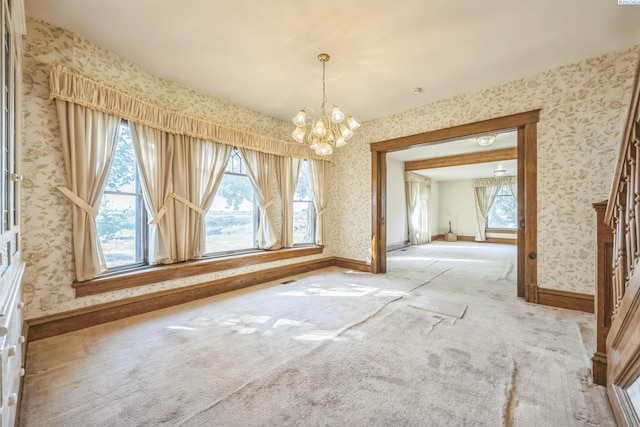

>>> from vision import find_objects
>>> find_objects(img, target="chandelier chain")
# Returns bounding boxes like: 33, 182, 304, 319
321, 60, 327, 118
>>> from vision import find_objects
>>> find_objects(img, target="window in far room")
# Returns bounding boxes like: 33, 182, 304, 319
487, 184, 517, 230
293, 160, 315, 244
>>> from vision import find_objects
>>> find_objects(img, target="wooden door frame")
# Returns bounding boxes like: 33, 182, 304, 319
370, 110, 540, 303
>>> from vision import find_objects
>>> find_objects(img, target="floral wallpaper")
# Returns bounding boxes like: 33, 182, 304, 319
328, 45, 639, 295
21, 17, 639, 319
21, 19, 324, 319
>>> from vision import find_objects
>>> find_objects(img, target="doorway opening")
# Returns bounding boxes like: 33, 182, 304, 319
370, 110, 540, 302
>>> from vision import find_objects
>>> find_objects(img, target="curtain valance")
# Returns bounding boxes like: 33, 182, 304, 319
404, 172, 431, 184
49, 65, 327, 160
473, 176, 516, 187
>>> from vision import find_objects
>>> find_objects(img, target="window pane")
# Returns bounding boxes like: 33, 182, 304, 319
96, 193, 143, 268
293, 201, 314, 244
105, 124, 136, 193
293, 161, 314, 244
487, 185, 517, 229
205, 173, 256, 253
96, 122, 146, 270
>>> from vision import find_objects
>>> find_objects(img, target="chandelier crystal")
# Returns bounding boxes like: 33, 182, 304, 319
292, 53, 359, 155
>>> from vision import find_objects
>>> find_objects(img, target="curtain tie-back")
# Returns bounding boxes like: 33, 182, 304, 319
149, 192, 205, 224
57, 186, 98, 217
318, 208, 326, 216
262, 199, 274, 210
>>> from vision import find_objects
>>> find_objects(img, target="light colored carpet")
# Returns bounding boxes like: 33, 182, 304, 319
19, 242, 615, 426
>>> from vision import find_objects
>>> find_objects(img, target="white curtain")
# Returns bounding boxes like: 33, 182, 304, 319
239, 148, 281, 250
277, 156, 302, 248
404, 172, 431, 245
472, 176, 518, 241
173, 137, 232, 258
308, 159, 329, 246
55, 100, 120, 281
129, 123, 175, 263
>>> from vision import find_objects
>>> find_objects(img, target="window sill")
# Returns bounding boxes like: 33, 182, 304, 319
486, 228, 518, 234
72, 245, 324, 297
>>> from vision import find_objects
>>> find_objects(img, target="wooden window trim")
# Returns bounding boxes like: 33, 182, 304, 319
73, 245, 323, 297
486, 228, 518, 234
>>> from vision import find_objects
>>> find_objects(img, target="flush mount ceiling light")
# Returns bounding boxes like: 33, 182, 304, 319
493, 169, 506, 176
476, 134, 497, 147
292, 53, 360, 156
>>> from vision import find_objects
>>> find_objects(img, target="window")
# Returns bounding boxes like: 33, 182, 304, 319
205, 147, 257, 254
487, 185, 517, 229
293, 160, 314, 244
96, 122, 147, 269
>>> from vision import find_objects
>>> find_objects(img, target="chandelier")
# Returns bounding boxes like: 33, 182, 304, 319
292, 53, 360, 155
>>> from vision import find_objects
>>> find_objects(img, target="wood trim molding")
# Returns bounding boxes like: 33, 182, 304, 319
370, 110, 539, 305
74, 245, 323, 297
333, 257, 372, 272
370, 110, 540, 153
25, 256, 371, 342
536, 287, 594, 313
404, 147, 517, 171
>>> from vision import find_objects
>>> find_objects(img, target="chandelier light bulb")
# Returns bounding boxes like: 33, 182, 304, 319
331, 106, 345, 123
316, 142, 333, 156
293, 110, 307, 127
292, 127, 305, 143
290, 53, 359, 155
313, 120, 326, 137
346, 115, 360, 131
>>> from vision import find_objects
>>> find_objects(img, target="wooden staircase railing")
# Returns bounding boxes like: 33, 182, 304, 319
601, 54, 640, 426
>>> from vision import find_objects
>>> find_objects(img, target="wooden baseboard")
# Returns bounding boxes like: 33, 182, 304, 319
333, 257, 372, 272
25, 256, 370, 342
386, 241, 410, 252
592, 352, 607, 386
536, 287, 594, 313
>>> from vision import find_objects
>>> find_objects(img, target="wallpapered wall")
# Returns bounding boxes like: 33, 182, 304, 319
21, 19, 331, 319
385, 157, 407, 246
21, 18, 639, 319
327, 45, 639, 295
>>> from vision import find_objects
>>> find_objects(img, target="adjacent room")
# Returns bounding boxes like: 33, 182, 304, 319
2, 0, 640, 426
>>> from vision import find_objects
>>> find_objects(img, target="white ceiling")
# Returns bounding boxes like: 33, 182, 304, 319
387, 131, 517, 181
24, 0, 640, 124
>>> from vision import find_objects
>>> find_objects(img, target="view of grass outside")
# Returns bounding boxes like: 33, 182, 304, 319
487, 185, 517, 229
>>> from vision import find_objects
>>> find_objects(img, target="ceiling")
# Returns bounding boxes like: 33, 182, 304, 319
387, 132, 517, 181
24, 0, 640, 125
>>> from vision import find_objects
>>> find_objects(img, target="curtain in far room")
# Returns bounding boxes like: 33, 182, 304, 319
308, 159, 329, 246
472, 176, 516, 241
404, 172, 431, 245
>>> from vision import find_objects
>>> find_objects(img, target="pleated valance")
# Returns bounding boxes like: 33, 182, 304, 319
473, 176, 516, 187
49, 65, 327, 160
404, 172, 431, 184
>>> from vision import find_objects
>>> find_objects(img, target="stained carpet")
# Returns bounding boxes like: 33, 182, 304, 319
19, 242, 614, 426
